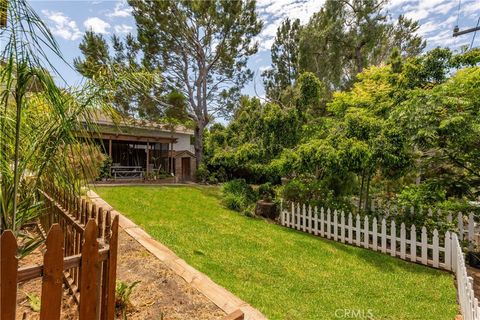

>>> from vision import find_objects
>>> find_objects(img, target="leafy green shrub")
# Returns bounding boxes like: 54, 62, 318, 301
279, 177, 352, 211
98, 156, 112, 180
222, 179, 257, 202
196, 163, 209, 182
223, 193, 248, 211
222, 179, 258, 212
116, 280, 141, 319
258, 182, 275, 201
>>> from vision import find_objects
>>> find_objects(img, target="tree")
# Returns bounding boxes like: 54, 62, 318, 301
298, 0, 425, 90
75, 31, 170, 119
74, 31, 110, 78
1, 0, 105, 255
262, 18, 301, 100
128, 0, 262, 166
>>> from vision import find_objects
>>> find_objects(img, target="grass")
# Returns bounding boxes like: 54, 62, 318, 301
96, 185, 457, 320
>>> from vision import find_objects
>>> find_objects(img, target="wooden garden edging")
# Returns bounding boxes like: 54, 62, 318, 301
280, 202, 480, 320
0, 186, 119, 320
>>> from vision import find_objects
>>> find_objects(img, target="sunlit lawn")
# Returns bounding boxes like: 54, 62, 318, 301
96, 185, 457, 320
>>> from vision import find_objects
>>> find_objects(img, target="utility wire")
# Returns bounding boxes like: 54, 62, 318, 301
470, 17, 480, 50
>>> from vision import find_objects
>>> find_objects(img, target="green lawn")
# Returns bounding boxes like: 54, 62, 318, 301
96, 186, 457, 320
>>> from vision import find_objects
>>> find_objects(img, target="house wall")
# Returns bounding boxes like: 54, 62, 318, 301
150, 131, 194, 153
172, 133, 194, 153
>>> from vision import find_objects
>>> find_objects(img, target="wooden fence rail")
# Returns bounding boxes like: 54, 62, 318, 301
39, 187, 113, 302
0, 217, 118, 320
1, 185, 118, 320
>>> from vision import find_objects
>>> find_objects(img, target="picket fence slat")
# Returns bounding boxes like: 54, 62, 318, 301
1, 230, 18, 320
355, 215, 361, 246
79, 219, 101, 320
40, 225, 64, 320
400, 223, 406, 260
410, 225, 416, 263
333, 210, 338, 241
103, 215, 119, 320
390, 221, 396, 257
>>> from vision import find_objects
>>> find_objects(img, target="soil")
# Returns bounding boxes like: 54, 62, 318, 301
17, 228, 225, 320
467, 265, 480, 298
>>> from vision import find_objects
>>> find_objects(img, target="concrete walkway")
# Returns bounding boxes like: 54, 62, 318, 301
87, 190, 267, 320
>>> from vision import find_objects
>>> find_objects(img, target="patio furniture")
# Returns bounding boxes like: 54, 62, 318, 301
111, 165, 144, 180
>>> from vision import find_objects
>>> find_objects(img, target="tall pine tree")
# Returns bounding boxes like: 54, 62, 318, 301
298, 0, 425, 90
128, 0, 262, 166
262, 18, 301, 100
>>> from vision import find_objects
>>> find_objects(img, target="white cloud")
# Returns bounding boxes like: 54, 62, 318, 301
107, 1, 133, 18
114, 24, 133, 34
255, 0, 325, 51
41, 10, 82, 41
84, 17, 111, 34
259, 65, 271, 73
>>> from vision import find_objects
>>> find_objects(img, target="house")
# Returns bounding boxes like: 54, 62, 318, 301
85, 112, 197, 181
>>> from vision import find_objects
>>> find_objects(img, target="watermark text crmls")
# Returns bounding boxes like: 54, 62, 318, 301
334, 309, 374, 319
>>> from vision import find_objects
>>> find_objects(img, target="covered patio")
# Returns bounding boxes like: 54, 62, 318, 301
97, 133, 176, 179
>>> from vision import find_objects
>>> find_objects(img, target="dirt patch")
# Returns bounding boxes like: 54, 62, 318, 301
116, 229, 225, 320
16, 227, 225, 320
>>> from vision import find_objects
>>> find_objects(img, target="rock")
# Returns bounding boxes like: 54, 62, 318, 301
255, 200, 279, 219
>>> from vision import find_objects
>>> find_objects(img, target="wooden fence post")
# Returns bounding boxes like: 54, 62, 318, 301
79, 219, 100, 320
40, 224, 64, 320
104, 215, 119, 320
1, 230, 18, 320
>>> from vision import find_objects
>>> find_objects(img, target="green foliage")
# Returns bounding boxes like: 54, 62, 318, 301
0, 0, 106, 260
262, 18, 301, 100
296, 72, 327, 118
298, 0, 425, 90
25, 292, 41, 312
222, 179, 257, 212
99, 157, 113, 180
280, 177, 353, 211
128, 0, 263, 164
258, 183, 275, 201
116, 280, 141, 319
205, 96, 301, 183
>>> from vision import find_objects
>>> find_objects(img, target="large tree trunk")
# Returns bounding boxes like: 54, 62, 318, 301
194, 122, 205, 168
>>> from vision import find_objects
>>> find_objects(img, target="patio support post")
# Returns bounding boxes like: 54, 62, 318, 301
146, 142, 150, 176
108, 139, 112, 158
170, 142, 174, 174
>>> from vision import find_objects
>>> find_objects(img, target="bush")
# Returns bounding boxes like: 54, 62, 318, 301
279, 177, 352, 211
258, 182, 275, 201
223, 193, 248, 211
222, 179, 258, 212
222, 179, 257, 202
196, 163, 209, 182
98, 156, 112, 180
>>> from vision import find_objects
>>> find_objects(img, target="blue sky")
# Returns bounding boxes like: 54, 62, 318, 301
29, 0, 480, 98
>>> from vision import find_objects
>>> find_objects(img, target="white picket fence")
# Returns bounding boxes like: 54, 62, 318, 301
369, 203, 476, 241
280, 202, 480, 320
452, 233, 480, 320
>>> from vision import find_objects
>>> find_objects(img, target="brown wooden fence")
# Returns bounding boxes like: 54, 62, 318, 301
1, 186, 119, 320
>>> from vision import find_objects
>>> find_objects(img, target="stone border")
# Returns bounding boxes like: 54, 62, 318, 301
87, 190, 267, 320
